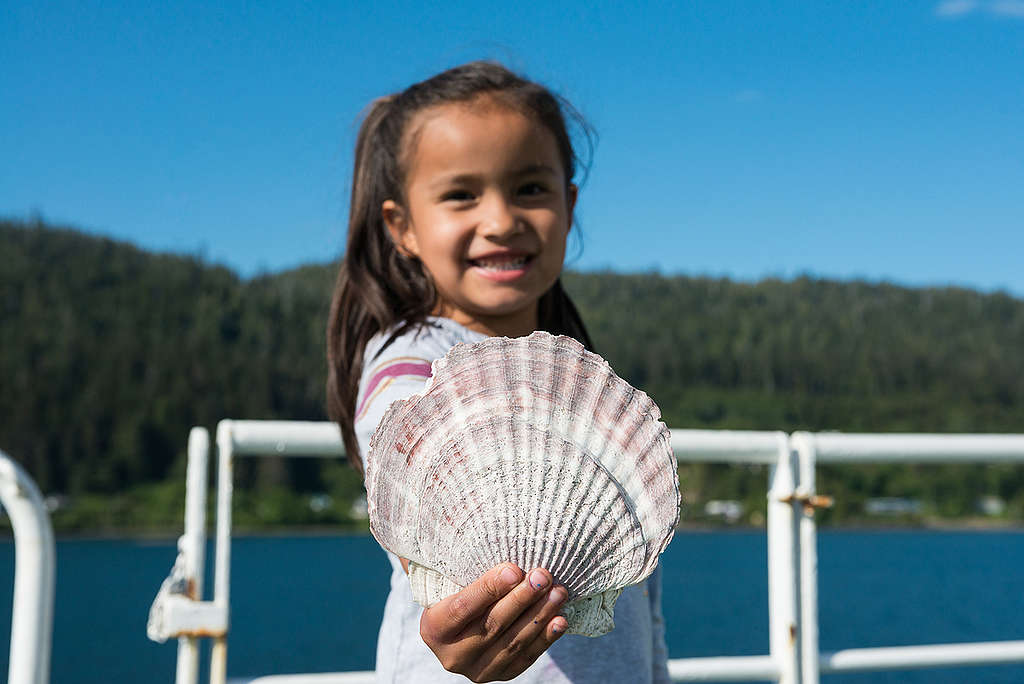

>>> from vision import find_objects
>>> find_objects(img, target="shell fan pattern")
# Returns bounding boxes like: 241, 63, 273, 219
366, 331, 680, 637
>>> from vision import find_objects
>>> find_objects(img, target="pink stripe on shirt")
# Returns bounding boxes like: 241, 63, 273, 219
356, 359, 432, 420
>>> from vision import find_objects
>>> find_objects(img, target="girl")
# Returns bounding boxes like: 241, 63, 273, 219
327, 61, 670, 684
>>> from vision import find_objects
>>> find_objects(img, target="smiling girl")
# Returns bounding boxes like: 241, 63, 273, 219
327, 62, 669, 683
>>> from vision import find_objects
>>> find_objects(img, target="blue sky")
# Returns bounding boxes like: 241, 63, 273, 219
3, 1, 1022, 294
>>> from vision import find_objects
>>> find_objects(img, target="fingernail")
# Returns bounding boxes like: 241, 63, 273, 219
551, 618, 567, 634
547, 586, 567, 605
500, 565, 521, 585
528, 569, 550, 590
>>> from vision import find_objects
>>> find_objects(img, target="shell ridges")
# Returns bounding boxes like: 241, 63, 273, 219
366, 331, 680, 637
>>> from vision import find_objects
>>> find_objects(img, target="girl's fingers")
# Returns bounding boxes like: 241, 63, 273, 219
421, 567, 568, 682
519, 614, 569, 667
425, 563, 524, 642
507, 582, 568, 647
465, 568, 557, 643
476, 595, 569, 682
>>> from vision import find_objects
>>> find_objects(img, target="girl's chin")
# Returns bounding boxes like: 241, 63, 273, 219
452, 296, 542, 330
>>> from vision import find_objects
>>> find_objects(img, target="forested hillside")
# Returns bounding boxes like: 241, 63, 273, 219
3, 218, 1023, 531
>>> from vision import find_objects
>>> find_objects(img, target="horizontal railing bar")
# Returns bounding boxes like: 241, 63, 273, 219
668, 655, 778, 681
220, 422, 1024, 465
671, 430, 784, 464
222, 420, 789, 463
820, 640, 1024, 672
228, 641, 1024, 682
222, 420, 344, 457
811, 433, 1024, 463
227, 658, 785, 684
232, 674, 376, 684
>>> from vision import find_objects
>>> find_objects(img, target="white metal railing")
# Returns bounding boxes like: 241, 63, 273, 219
0, 449, 56, 684
150, 422, 1024, 684
788, 431, 1024, 684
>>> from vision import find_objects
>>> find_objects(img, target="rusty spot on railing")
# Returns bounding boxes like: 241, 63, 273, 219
779, 493, 835, 516
175, 626, 227, 639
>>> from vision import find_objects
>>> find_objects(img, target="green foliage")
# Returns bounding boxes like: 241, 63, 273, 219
2, 219, 1023, 531
47, 480, 186, 533
1, 218, 333, 499
560, 271, 1024, 526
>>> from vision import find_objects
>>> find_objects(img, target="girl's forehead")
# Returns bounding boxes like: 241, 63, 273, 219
403, 101, 563, 180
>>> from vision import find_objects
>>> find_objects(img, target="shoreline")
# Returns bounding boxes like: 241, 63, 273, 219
676, 518, 1024, 533
3, 518, 1022, 542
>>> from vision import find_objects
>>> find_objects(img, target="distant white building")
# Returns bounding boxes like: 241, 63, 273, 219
704, 499, 744, 523
350, 494, 369, 520
308, 493, 333, 513
976, 495, 1006, 516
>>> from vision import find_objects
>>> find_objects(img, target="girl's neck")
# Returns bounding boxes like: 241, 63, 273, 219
433, 303, 538, 338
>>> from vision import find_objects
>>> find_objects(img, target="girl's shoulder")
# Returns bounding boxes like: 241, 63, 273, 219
363, 316, 488, 370
355, 317, 487, 436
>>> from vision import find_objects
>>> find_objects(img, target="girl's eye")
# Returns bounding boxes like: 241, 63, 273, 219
441, 190, 474, 202
518, 182, 547, 197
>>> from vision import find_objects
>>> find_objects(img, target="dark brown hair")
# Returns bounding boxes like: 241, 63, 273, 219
327, 61, 594, 473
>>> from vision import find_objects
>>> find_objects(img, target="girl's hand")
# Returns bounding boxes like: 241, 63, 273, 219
419, 563, 569, 683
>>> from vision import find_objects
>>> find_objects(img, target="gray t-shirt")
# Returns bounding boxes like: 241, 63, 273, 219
355, 317, 671, 684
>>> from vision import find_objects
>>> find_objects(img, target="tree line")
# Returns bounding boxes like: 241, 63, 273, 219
2, 218, 1022, 530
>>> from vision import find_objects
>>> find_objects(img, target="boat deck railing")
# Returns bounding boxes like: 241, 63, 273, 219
0, 449, 55, 684
142, 422, 1024, 684
4, 425, 1023, 683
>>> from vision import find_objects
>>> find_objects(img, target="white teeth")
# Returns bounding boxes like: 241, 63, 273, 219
473, 256, 529, 270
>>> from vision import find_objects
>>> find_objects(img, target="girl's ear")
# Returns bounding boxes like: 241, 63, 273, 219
382, 199, 419, 258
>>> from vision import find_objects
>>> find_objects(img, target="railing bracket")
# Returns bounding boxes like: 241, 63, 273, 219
780, 492, 835, 516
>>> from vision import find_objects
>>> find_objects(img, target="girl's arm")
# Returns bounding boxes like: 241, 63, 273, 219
418, 563, 568, 683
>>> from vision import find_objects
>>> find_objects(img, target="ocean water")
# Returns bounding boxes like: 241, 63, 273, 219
1, 530, 1022, 683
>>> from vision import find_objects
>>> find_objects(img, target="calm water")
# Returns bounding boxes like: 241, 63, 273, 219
1, 530, 1022, 683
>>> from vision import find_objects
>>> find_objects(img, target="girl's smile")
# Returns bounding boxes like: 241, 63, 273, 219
383, 100, 576, 338
469, 249, 534, 281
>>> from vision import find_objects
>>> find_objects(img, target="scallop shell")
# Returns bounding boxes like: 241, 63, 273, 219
365, 331, 680, 637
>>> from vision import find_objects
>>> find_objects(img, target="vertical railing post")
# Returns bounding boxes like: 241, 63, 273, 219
175, 428, 209, 684
767, 432, 801, 684
210, 421, 235, 684
792, 432, 821, 684
0, 450, 55, 684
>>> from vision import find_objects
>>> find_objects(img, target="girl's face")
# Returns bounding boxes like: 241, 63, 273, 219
383, 101, 576, 338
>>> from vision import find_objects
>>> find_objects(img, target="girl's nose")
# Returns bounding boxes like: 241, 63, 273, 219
479, 194, 524, 237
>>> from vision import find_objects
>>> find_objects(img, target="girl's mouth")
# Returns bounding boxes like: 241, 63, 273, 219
468, 254, 534, 281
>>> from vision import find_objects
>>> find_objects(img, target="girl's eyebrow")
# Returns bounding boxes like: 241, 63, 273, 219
513, 163, 558, 177
424, 173, 477, 195
428, 164, 557, 190
431, 173, 477, 188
